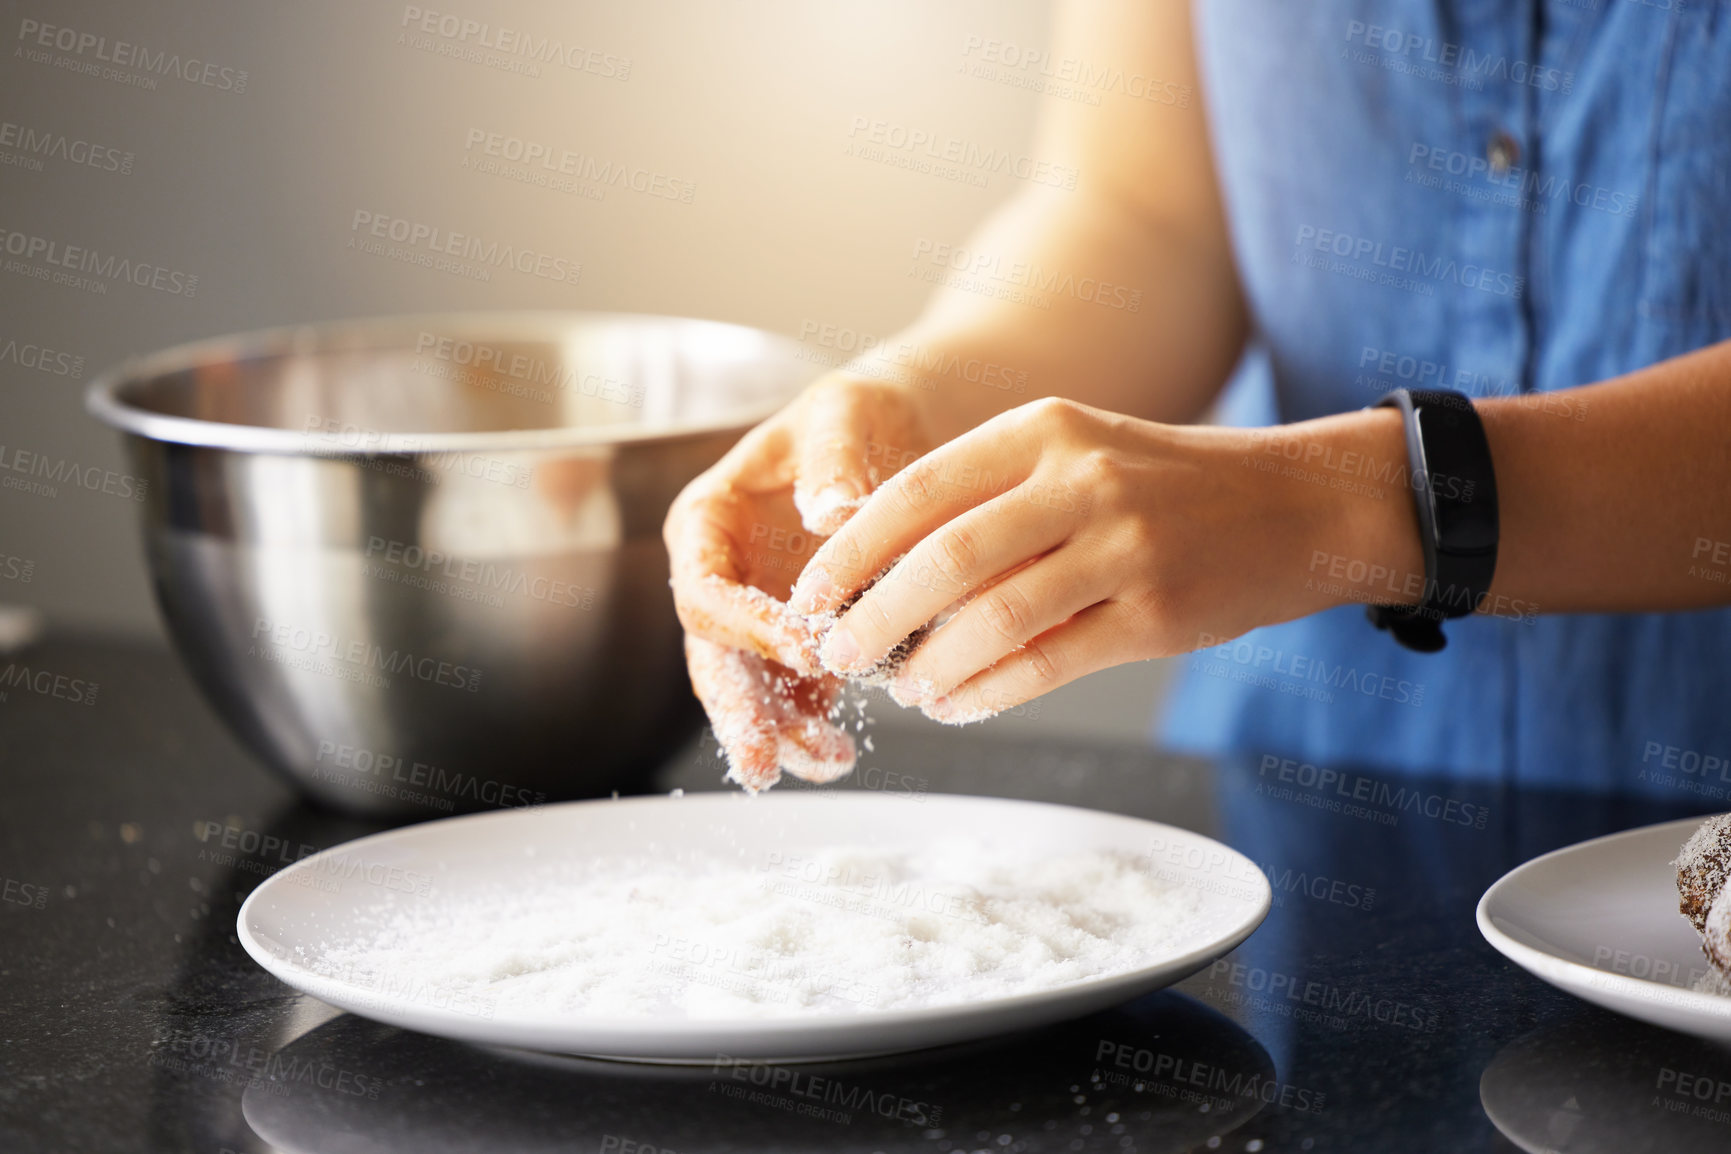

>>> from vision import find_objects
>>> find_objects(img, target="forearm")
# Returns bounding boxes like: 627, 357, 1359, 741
1263, 341, 1731, 622
1481, 341, 1731, 612
845, 184, 1248, 444
835, 0, 1246, 446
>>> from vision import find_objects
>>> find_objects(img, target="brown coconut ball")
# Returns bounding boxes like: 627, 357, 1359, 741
1705, 884, 1731, 978
1675, 814, 1731, 936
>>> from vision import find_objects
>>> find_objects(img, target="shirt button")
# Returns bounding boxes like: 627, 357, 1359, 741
1487, 132, 1520, 175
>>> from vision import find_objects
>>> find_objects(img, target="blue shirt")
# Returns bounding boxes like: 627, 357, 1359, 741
1161, 0, 1731, 794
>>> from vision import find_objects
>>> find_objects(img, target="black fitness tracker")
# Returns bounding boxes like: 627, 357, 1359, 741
1364, 388, 1499, 653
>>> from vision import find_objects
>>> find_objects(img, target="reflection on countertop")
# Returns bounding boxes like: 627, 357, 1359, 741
1482, 1014, 1731, 1153
239, 993, 1272, 1154
7, 637, 1729, 1152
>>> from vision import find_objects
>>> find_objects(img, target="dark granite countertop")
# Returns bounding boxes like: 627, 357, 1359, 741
3, 637, 1727, 1153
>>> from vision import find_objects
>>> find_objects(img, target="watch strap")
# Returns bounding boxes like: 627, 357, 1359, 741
1364, 388, 1500, 653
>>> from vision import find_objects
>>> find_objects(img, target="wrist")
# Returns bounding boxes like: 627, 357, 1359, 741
1254, 407, 1426, 618
841, 325, 1034, 442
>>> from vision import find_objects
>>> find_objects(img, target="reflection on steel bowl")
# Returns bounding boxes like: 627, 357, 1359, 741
87, 312, 816, 817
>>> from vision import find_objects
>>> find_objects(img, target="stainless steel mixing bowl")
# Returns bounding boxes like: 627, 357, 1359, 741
87, 313, 816, 817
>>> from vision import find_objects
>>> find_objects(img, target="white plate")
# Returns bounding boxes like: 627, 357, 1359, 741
1477, 816, 1731, 1041
238, 792, 1269, 1062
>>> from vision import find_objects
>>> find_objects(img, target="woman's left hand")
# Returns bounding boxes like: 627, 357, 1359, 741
788, 396, 1416, 722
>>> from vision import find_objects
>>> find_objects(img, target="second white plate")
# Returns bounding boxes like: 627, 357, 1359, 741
1477, 816, 1731, 1040
239, 791, 1270, 1061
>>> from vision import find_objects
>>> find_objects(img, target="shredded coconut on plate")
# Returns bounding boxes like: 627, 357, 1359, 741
300, 843, 1203, 1020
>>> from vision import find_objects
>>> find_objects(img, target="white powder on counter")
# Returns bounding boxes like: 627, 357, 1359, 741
300, 844, 1203, 1020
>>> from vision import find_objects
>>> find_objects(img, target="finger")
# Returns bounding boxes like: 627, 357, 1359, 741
667, 484, 748, 586
775, 676, 858, 785
919, 600, 1146, 724
668, 490, 822, 674
686, 636, 783, 791
886, 548, 1115, 703
793, 385, 876, 535
819, 490, 1075, 677
790, 415, 1042, 614
778, 727, 855, 783
685, 637, 856, 791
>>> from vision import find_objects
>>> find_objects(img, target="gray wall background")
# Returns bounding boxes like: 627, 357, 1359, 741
0, 0, 1172, 741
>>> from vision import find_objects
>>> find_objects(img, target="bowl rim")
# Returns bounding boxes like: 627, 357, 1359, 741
85, 310, 809, 454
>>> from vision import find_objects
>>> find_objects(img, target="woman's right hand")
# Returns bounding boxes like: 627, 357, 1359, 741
663, 372, 939, 791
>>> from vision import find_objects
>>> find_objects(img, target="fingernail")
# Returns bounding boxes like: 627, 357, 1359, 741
790, 571, 836, 614
820, 622, 862, 673
810, 484, 861, 522
921, 695, 954, 721
888, 674, 935, 707
783, 629, 824, 678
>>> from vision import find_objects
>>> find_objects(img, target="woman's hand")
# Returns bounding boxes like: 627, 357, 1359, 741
663, 372, 941, 788
788, 396, 1419, 722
